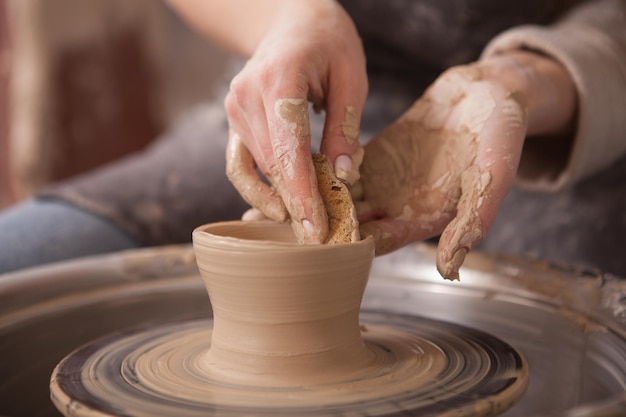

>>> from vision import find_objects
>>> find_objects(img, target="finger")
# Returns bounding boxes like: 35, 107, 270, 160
230, 66, 328, 243
226, 75, 275, 175
264, 86, 328, 244
320, 66, 368, 185
436, 93, 527, 280
225, 131, 288, 222
225, 85, 288, 220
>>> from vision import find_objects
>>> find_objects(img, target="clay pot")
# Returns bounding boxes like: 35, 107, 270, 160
192, 220, 376, 386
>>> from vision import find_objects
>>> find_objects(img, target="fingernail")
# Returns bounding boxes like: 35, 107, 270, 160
301, 219, 325, 245
302, 219, 315, 236
334, 155, 352, 181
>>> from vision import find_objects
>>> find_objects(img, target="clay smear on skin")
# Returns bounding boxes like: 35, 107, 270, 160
342, 105, 359, 145
274, 98, 310, 181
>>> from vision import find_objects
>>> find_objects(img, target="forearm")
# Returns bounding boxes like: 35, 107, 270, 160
165, 0, 336, 56
480, 0, 626, 189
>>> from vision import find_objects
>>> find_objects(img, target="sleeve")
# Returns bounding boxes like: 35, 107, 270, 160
480, 0, 626, 191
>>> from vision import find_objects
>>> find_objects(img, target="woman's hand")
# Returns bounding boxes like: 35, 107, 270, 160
355, 51, 577, 280
224, 0, 368, 244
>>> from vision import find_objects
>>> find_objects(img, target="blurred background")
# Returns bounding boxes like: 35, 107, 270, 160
0, 0, 229, 210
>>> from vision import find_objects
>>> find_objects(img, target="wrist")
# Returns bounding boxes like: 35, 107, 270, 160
480, 50, 578, 137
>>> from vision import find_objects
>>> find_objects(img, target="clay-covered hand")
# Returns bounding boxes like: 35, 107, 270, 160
355, 51, 577, 280
224, 0, 367, 244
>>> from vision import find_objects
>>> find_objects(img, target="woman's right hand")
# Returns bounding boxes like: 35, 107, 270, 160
354, 51, 577, 280
224, 0, 368, 244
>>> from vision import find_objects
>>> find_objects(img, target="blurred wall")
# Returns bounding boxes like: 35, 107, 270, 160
1, 0, 228, 209
0, 0, 11, 208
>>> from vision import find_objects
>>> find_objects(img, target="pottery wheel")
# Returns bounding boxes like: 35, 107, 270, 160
50, 311, 528, 417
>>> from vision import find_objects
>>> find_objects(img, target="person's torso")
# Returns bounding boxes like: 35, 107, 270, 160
339, 0, 586, 74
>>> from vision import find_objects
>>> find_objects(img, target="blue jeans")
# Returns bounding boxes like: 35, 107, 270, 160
0, 198, 140, 275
